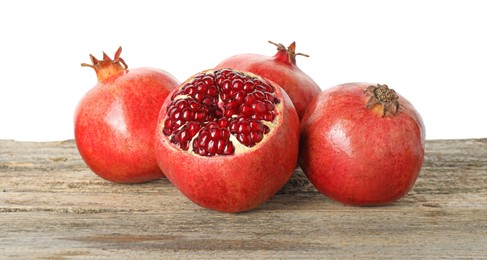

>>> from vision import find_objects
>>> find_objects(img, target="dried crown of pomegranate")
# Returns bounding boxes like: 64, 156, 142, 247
364, 84, 400, 117
162, 69, 282, 157
81, 47, 128, 81
268, 40, 309, 65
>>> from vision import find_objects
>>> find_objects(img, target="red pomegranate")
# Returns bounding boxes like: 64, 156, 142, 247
215, 41, 321, 119
75, 47, 179, 183
299, 83, 425, 206
155, 68, 300, 213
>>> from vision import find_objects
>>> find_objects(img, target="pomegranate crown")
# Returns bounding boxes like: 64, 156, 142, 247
364, 84, 400, 117
268, 40, 309, 65
81, 47, 128, 81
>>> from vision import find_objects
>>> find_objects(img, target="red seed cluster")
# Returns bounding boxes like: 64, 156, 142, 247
163, 69, 280, 156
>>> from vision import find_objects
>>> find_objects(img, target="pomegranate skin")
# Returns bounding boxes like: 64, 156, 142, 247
299, 83, 425, 206
75, 66, 179, 183
155, 71, 300, 213
215, 42, 321, 119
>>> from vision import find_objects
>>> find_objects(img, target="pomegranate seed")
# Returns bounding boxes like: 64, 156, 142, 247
254, 91, 266, 101
215, 75, 224, 85
229, 121, 238, 133
163, 128, 172, 136
209, 128, 220, 139
198, 133, 209, 147
207, 85, 219, 96
233, 90, 246, 102
221, 91, 231, 101
217, 139, 226, 154
253, 102, 267, 114
179, 130, 190, 142
264, 112, 275, 121
193, 92, 205, 102
237, 133, 251, 146
232, 79, 244, 90
254, 122, 265, 133
239, 104, 253, 117
245, 93, 256, 104
264, 84, 274, 92
226, 72, 238, 80
171, 111, 181, 120
224, 109, 234, 118
196, 82, 208, 92
251, 131, 263, 143
187, 122, 200, 135
189, 101, 200, 110
220, 79, 232, 91
184, 86, 196, 95
207, 140, 216, 155
223, 143, 235, 155
182, 108, 193, 121
202, 76, 214, 85
264, 100, 275, 110
176, 100, 188, 110
243, 81, 255, 92
167, 106, 177, 117
193, 111, 204, 121
164, 118, 173, 128
237, 122, 251, 134
217, 118, 229, 128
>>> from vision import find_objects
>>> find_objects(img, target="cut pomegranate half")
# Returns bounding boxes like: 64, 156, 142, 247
161, 68, 281, 157
154, 68, 299, 212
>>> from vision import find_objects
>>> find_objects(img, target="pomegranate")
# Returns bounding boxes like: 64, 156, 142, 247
299, 83, 425, 206
155, 68, 299, 213
75, 47, 179, 183
215, 41, 321, 119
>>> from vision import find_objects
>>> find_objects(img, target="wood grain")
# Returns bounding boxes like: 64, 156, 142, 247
1, 139, 486, 259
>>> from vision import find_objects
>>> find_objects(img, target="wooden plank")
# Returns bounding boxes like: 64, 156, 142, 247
0, 139, 486, 259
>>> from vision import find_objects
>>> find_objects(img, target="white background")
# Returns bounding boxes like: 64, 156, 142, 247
0, 0, 486, 141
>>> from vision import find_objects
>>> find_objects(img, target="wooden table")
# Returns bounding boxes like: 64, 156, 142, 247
1, 139, 486, 259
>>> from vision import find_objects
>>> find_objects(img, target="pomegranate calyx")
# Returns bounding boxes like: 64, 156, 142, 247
268, 40, 309, 65
364, 84, 400, 117
81, 47, 128, 82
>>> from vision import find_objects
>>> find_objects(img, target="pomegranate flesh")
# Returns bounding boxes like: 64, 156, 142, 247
299, 83, 425, 206
155, 68, 299, 213
75, 47, 179, 183
215, 41, 321, 119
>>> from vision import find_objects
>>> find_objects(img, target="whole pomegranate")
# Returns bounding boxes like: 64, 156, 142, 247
215, 41, 321, 119
75, 47, 179, 183
155, 68, 299, 213
299, 83, 425, 206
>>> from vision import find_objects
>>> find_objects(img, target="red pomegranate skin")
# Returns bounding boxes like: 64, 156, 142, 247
75, 51, 179, 183
155, 70, 300, 213
215, 42, 321, 119
299, 82, 425, 206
